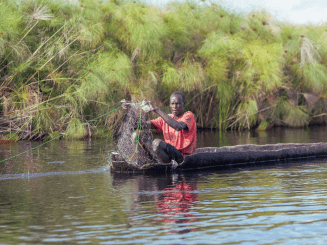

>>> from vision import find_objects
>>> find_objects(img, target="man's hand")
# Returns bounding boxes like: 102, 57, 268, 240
121, 99, 131, 110
142, 99, 158, 112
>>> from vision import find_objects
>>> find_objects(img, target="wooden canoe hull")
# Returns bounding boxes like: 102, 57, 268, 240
110, 142, 327, 173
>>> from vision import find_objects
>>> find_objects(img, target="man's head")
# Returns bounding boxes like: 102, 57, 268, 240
170, 91, 185, 118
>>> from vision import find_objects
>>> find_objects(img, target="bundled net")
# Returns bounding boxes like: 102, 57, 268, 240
116, 103, 159, 167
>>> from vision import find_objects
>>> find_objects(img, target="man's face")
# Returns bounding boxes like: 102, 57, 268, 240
170, 95, 185, 118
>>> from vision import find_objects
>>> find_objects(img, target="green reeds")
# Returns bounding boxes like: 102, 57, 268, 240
1, 0, 327, 141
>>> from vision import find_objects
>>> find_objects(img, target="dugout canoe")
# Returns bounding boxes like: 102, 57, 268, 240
110, 142, 327, 172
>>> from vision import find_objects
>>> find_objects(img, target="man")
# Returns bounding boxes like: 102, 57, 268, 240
123, 91, 197, 165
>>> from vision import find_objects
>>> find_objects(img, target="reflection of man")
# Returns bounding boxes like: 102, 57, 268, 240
111, 172, 198, 233
157, 179, 198, 229
122, 91, 197, 165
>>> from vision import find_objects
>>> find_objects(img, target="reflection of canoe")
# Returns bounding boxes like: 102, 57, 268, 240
110, 142, 327, 172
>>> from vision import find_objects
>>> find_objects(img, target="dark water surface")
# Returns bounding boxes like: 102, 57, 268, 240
1, 127, 327, 244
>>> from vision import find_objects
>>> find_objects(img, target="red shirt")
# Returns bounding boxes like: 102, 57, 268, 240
151, 111, 197, 156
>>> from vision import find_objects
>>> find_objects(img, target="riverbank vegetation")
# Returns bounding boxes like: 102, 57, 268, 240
1, 0, 327, 141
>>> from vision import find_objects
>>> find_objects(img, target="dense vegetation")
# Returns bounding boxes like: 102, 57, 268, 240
1, 0, 327, 141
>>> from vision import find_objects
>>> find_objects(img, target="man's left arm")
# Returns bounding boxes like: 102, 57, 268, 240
144, 99, 187, 131
154, 109, 187, 131
180, 112, 195, 133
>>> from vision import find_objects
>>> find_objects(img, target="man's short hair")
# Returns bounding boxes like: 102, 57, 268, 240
170, 91, 186, 105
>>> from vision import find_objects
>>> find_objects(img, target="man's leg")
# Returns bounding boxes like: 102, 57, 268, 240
152, 139, 183, 164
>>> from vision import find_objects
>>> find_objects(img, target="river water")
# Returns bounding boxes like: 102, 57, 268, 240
1, 127, 327, 244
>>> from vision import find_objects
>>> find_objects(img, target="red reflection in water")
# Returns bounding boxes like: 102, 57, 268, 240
157, 180, 198, 232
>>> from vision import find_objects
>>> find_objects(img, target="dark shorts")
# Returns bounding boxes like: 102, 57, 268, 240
165, 143, 184, 163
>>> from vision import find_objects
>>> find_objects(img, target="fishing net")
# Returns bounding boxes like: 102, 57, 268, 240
0, 139, 113, 180
0, 103, 121, 179
115, 101, 159, 168
0, 101, 159, 179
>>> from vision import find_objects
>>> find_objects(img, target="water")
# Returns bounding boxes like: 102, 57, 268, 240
1, 127, 327, 244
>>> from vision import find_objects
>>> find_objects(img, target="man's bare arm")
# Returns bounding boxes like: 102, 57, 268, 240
151, 108, 187, 131
121, 99, 187, 131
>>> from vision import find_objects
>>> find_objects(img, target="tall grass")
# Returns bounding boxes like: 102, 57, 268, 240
1, 0, 327, 141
